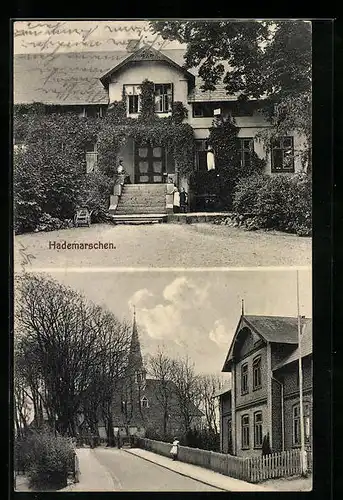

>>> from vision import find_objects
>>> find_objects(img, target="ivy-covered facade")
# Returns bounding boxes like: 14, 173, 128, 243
14, 43, 307, 213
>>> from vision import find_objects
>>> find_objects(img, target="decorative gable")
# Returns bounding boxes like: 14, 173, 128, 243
131, 46, 165, 61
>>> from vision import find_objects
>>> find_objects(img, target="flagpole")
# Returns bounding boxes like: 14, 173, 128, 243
296, 270, 307, 475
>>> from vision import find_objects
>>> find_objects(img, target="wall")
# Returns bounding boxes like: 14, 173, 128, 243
275, 356, 313, 451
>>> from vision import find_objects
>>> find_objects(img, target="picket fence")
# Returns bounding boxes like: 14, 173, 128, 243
134, 438, 310, 483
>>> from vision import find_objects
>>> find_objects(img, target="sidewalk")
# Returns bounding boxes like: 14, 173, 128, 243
125, 448, 276, 492
62, 447, 114, 491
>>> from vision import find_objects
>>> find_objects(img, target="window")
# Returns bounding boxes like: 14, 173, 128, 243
271, 136, 295, 173
227, 418, 232, 453
292, 404, 300, 445
154, 84, 173, 113
84, 106, 103, 118
193, 103, 215, 118
124, 85, 141, 114
121, 400, 132, 413
293, 403, 311, 445
240, 138, 254, 169
241, 414, 250, 449
85, 142, 98, 173
253, 356, 262, 390
241, 363, 249, 395
135, 371, 144, 384
254, 411, 263, 448
141, 396, 149, 408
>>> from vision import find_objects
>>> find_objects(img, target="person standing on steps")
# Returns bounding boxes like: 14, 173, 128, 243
170, 438, 180, 461
173, 185, 180, 213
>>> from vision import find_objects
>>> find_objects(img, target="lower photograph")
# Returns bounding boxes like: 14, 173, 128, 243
13, 269, 312, 493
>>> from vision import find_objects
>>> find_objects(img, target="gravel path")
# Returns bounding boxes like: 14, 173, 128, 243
14, 223, 311, 270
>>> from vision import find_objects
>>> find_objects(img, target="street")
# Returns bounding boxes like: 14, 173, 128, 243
14, 222, 311, 269
91, 448, 220, 492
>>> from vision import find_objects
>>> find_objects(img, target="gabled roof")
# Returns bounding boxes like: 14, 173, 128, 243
244, 315, 301, 344
222, 315, 311, 372
100, 44, 195, 87
13, 48, 244, 105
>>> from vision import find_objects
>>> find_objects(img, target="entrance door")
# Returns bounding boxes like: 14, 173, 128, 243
135, 143, 165, 183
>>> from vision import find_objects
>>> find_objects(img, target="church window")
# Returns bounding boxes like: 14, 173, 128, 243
141, 396, 149, 408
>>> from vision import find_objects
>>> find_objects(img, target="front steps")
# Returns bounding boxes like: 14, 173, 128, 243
111, 184, 167, 224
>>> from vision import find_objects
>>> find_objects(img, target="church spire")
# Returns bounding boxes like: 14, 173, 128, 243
128, 307, 144, 376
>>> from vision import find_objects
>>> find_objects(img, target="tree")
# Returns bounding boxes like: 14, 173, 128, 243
170, 356, 202, 433
147, 349, 175, 438
197, 374, 224, 435
15, 273, 131, 438
150, 20, 312, 170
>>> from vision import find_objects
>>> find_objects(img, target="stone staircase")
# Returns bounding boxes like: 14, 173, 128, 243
111, 184, 167, 224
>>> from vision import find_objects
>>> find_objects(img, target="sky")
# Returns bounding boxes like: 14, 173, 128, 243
13, 20, 186, 55
38, 269, 312, 378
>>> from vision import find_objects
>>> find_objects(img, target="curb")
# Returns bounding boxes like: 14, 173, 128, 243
123, 449, 228, 491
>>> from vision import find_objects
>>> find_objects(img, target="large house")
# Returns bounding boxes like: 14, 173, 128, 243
97, 312, 203, 439
218, 314, 312, 458
14, 41, 307, 219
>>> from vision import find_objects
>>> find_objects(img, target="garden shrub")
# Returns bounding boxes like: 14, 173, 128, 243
233, 172, 312, 236
80, 172, 113, 222
20, 431, 75, 490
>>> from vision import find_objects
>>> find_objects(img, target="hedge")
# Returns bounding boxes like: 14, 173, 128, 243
233, 173, 312, 236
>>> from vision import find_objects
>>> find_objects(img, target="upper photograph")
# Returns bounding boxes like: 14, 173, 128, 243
13, 20, 312, 269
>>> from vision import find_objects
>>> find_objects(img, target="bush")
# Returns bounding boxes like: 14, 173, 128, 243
81, 172, 113, 222
233, 173, 312, 236
13, 148, 46, 234
15, 431, 74, 490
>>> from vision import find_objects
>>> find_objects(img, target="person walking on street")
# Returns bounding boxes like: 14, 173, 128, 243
170, 438, 179, 461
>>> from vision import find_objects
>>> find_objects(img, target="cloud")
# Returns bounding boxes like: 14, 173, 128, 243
128, 288, 154, 311
163, 276, 209, 309
129, 277, 210, 344
209, 319, 231, 346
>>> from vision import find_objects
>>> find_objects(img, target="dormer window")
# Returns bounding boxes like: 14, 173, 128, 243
124, 85, 141, 114
154, 84, 173, 113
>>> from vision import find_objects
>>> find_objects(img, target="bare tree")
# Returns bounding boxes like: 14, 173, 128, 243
147, 348, 175, 438
171, 356, 202, 434
15, 273, 131, 438
197, 374, 225, 435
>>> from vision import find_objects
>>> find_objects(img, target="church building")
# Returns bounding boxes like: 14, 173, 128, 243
97, 311, 203, 439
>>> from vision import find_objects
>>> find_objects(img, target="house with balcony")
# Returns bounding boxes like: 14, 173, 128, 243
14, 42, 307, 221
218, 314, 312, 458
